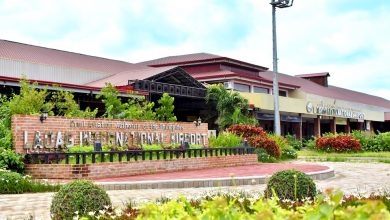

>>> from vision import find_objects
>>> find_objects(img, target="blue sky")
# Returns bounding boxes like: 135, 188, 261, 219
1, 0, 389, 100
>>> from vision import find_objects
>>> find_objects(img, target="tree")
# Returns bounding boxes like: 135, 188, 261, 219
206, 84, 257, 130
51, 87, 97, 118
155, 93, 177, 122
96, 83, 127, 119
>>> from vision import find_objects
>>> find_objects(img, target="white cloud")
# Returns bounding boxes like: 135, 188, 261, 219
0, 0, 389, 101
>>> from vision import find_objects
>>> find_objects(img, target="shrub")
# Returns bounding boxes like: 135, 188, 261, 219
268, 134, 290, 150
316, 135, 362, 152
372, 132, 390, 152
0, 169, 59, 194
351, 130, 375, 151
209, 132, 242, 148
0, 148, 24, 173
281, 148, 298, 160
285, 134, 302, 150
254, 148, 277, 162
264, 169, 317, 201
51, 180, 111, 220
247, 135, 281, 158
227, 124, 267, 139
303, 136, 316, 149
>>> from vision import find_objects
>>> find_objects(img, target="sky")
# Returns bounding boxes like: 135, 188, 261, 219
1, 0, 389, 100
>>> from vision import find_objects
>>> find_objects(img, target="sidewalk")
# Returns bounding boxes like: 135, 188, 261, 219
1, 161, 389, 220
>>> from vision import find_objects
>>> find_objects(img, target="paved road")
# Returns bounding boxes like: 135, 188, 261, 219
1, 161, 389, 220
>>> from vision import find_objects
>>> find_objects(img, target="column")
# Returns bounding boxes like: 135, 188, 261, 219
330, 117, 336, 134
344, 119, 351, 134
292, 122, 302, 140
314, 116, 321, 137
357, 122, 364, 131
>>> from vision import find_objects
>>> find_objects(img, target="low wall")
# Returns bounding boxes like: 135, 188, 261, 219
25, 154, 258, 179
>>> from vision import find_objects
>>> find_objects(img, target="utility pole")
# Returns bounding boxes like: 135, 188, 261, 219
270, 0, 294, 135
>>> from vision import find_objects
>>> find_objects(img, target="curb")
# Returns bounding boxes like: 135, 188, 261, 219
96, 168, 335, 190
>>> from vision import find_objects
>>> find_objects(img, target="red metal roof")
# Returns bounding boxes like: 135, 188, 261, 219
295, 72, 330, 78
193, 70, 300, 89
0, 40, 135, 74
138, 53, 269, 71
85, 65, 175, 87
259, 71, 390, 110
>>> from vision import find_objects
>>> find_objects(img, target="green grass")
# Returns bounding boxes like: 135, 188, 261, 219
298, 149, 390, 158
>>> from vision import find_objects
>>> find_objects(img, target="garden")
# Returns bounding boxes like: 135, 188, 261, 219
0, 80, 389, 219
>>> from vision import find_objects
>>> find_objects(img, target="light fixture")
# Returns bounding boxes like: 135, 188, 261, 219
194, 117, 202, 127
40, 110, 48, 123
270, 0, 294, 8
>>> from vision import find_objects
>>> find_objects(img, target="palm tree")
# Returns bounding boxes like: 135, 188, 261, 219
205, 84, 257, 130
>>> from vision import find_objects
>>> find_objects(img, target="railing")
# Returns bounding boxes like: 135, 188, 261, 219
24, 147, 255, 165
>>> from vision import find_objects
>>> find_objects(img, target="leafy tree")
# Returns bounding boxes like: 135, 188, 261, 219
155, 93, 177, 122
51, 87, 97, 118
96, 83, 127, 119
8, 79, 53, 116
123, 97, 156, 120
206, 84, 257, 130
0, 95, 12, 149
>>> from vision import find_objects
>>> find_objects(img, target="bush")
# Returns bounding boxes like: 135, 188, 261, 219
227, 124, 267, 139
254, 148, 277, 162
0, 169, 59, 194
0, 169, 28, 194
285, 134, 302, 150
351, 130, 375, 151
209, 132, 242, 148
281, 148, 297, 160
264, 169, 317, 201
247, 135, 281, 158
316, 135, 362, 152
303, 136, 316, 149
372, 132, 390, 152
51, 180, 111, 220
0, 148, 24, 173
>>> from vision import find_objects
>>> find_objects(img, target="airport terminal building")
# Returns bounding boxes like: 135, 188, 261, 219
1, 40, 389, 138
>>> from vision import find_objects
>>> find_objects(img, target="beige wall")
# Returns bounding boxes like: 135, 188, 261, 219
240, 92, 385, 122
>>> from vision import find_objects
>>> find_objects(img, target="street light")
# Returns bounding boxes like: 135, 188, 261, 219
270, 0, 294, 135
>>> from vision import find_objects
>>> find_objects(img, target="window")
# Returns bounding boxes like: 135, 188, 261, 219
233, 83, 250, 92
279, 90, 287, 97
253, 86, 269, 94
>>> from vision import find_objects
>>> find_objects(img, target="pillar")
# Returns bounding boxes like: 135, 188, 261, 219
344, 119, 351, 134
357, 122, 364, 131
330, 117, 336, 134
314, 116, 321, 137
292, 122, 302, 140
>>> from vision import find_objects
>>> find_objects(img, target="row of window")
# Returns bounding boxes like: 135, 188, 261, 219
233, 82, 287, 97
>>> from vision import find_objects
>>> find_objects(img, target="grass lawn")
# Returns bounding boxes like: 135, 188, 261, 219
298, 149, 390, 158
298, 149, 390, 163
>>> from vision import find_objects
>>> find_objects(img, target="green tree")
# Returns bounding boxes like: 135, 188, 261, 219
206, 84, 257, 130
155, 93, 177, 121
123, 97, 156, 120
51, 87, 97, 118
96, 83, 127, 119
8, 79, 53, 116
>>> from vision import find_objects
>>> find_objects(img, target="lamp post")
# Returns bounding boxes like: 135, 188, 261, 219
270, 0, 294, 135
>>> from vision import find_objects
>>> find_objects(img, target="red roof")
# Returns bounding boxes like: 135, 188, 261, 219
193, 70, 300, 89
295, 72, 330, 78
0, 40, 135, 74
138, 53, 269, 71
85, 65, 176, 87
259, 71, 390, 110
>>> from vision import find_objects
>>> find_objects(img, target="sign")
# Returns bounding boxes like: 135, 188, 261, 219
256, 113, 301, 122
306, 101, 365, 120
12, 116, 208, 153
